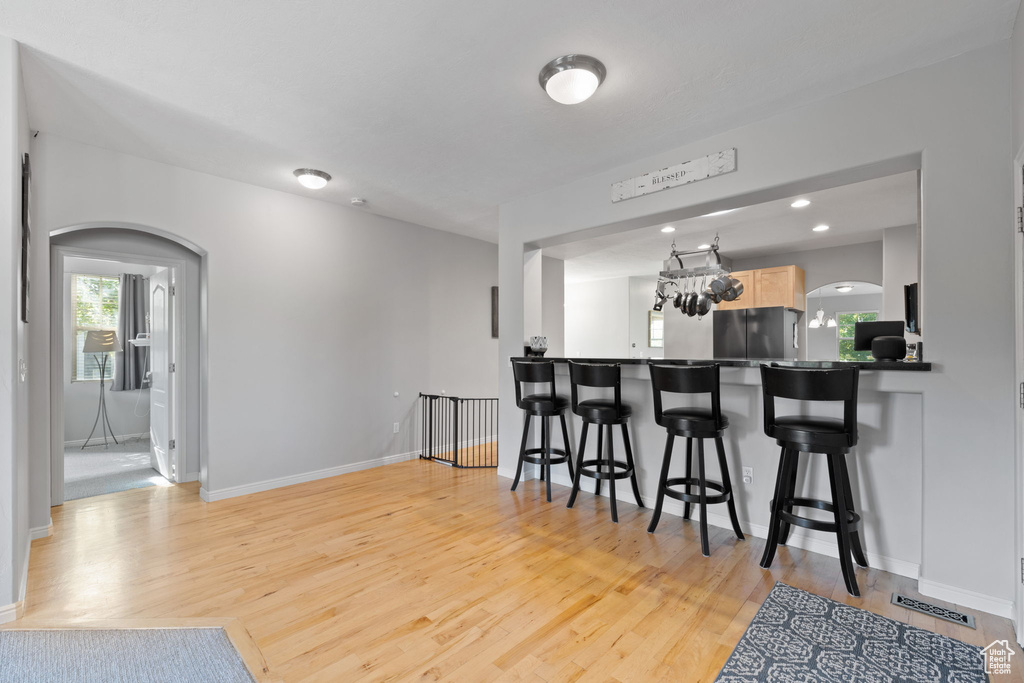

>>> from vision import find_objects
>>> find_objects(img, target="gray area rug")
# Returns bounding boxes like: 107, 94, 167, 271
0, 628, 255, 683
717, 582, 986, 682
65, 439, 168, 501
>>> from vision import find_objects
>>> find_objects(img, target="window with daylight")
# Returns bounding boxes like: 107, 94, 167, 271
72, 274, 120, 381
837, 310, 878, 361
648, 310, 664, 348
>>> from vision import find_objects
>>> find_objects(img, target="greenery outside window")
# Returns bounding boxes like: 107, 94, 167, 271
648, 310, 664, 348
837, 310, 878, 361
72, 274, 120, 382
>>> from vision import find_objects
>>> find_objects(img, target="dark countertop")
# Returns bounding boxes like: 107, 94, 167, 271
511, 356, 932, 371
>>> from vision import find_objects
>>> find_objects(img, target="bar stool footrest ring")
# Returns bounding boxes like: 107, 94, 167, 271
522, 447, 571, 466
663, 477, 730, 505
577, 458, 635, 481
772, 496, 861, 534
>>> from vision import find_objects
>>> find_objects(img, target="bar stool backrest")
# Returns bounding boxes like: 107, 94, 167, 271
568, 361, 623, 417
648, 363, 723, 427
512, 360, 557, 408
759, 364, 859, 445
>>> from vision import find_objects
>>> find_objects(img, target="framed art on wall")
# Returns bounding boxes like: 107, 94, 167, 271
20, 153, 30, 323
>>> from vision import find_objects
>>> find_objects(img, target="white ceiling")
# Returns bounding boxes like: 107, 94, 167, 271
0, 1, 1016, 242
553, 171, 918, 282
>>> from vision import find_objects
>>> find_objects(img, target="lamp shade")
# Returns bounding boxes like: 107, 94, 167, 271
83, 329, 122, 353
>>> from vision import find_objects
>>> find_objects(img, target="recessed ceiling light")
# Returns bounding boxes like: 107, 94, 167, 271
835, 285, 854, 293
293, 168, 331, 189
813, 224, 830, 232
661, 226, 675, 233
791, 199, 811, 208
350, 198, 367, 207
697, 243, 712, 250
539, 54, 606, 105
702, 209, 737, 217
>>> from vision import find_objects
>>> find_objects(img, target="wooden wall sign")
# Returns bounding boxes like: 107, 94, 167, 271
611, 148, 737, 203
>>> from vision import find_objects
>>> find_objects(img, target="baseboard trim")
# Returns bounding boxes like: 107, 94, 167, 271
199, 450, 420, 502
0, 601, 22, 625
30, 522, 52, 540
918, 578, 1014, 620
63, 433, 149, 448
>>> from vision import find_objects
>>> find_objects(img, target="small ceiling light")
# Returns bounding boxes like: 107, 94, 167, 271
835, 285, 854, 293
813, 224, 830, 232
697, 243, 712, 250
791, 199, 811, 208
539, 54, 606, 105
293, 169, 331, 189
350, 197, 367, 207
661, 226, 675, 233
702, 209, 737, 217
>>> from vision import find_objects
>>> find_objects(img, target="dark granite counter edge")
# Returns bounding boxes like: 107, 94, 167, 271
511, 357, 932, 371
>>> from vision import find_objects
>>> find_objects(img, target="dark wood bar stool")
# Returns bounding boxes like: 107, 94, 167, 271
647, 363, 744, 556
565, 362, 644, 522
510, 360, 575, 502
759, 364, 869, 596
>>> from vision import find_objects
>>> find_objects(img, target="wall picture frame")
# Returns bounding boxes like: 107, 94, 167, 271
20, 153, 30, 324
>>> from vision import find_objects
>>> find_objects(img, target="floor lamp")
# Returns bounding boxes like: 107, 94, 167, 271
82, 329, 122, 450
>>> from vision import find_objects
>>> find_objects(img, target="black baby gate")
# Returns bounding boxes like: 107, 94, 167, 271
419, 394, 498, 468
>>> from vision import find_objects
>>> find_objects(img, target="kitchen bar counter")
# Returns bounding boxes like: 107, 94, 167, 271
512, 356, 931, 371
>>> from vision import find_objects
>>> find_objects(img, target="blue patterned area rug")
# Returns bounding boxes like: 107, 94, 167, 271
717, 583, 986, 682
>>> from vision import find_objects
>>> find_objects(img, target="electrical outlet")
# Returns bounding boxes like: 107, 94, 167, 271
742, 467, 753, 484
393, 422, 400, 434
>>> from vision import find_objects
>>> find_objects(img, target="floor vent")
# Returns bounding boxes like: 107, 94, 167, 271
891, 593, 976, 629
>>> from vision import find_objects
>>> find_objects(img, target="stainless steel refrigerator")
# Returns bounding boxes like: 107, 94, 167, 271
713, 306, 799, 360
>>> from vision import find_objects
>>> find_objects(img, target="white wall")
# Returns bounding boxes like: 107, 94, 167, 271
627, 277, 663, 359
541, 256, 564, 357
563, 277, 629, 358
499, 42, 1015, 610
0, 35, 30, 616
28, 134, 499, 500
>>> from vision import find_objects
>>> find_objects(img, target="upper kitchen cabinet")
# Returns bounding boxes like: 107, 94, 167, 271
716, 270, 756, 311
716, 266, 806, 311
755, 265, 805, 311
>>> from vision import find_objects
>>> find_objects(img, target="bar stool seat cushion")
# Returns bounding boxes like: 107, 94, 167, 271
518, 394, 569, 414
770, 416, 853, 450
575, 399, 631, 422
659, 407, 728, 433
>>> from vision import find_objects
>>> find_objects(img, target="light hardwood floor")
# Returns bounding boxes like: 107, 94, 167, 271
14, 460, 1021, 682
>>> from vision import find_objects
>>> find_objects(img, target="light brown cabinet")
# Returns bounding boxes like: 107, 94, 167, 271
715, 265, 805, 311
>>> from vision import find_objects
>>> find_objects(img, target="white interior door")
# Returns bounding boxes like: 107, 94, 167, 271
150, 268, 174, 480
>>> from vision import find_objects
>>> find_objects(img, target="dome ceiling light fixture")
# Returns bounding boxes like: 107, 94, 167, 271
539, 54, 606, 105
293, 168, 331, 189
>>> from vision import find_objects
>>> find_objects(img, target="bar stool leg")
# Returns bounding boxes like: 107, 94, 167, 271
606, 424, 618, 523
559, 413, 575, 481
647, 433, 674, 533
761, 447, 796, 569
839, 455, 869, 568
682, 438, 694, 520
696, 438, 710, 557
779, 450, 799, 545
715, 436, 744, 540
511, 414, 531, 491
542, 416, 552, 502
566, 422, 589, 509
828, 453, 860, 597
621, 423, 644, 508
594, 424, 604, 497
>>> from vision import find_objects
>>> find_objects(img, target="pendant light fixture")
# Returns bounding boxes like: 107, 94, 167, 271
808, 291, 837, 329
539, 54, 606, 105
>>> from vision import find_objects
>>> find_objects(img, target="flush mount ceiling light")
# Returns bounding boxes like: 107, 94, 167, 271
835, 285, 854, 293
813, 224, 830, 232
791, 199, 811, 208
293, 168, 331, 189
661, 226, 675, 233
539, 54, 606, 105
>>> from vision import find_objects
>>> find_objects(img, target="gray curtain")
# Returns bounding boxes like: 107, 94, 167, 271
112, 273, 149, 391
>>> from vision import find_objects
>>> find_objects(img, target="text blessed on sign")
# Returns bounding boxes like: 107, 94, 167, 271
611, 148, 737, 203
